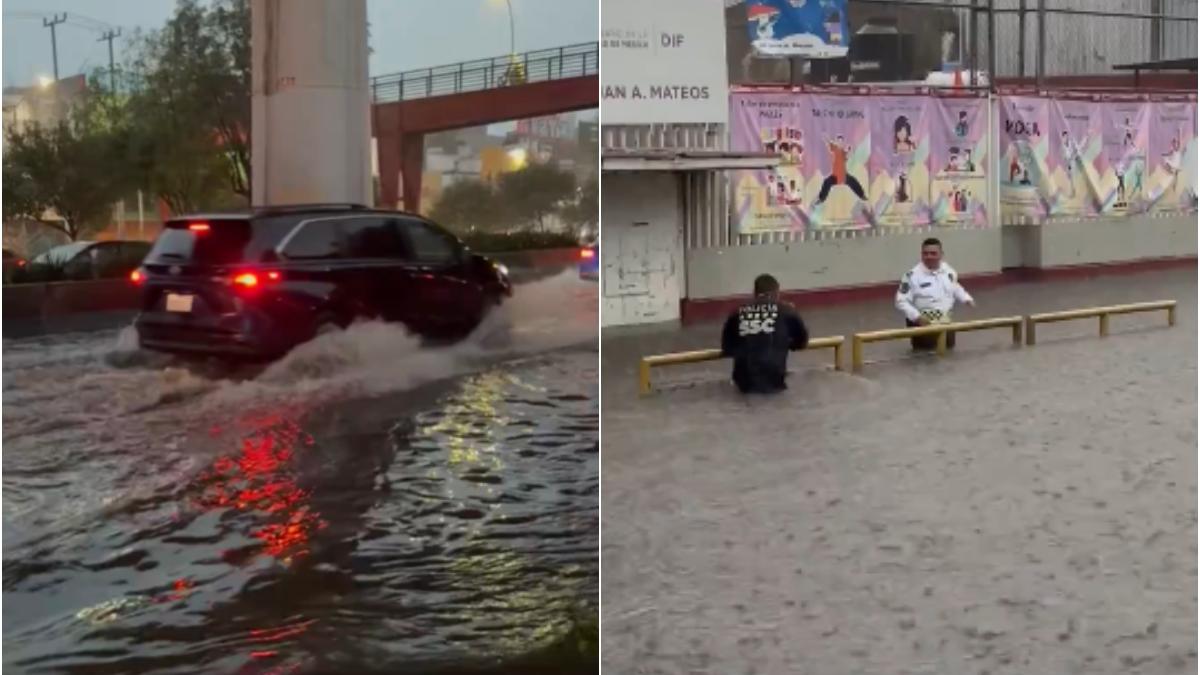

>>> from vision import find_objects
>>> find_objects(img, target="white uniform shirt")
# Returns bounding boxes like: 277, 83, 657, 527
895, 262, 973, 323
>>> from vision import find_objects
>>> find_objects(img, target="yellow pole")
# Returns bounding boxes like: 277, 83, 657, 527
1025, 316, 1037, 345
832, 341, 843, 371
1011, 320, 1022, 346
935, 330, 947, 356
852, 336, 864, 372
1168, 304, 1177, 327
1098, 313, 1109, 337
638, 359, 652, 396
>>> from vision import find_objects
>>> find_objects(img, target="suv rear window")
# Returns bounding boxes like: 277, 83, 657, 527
147, 217, 295, 265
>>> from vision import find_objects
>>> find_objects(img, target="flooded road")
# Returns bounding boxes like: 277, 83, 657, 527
602, 268, 1196, 674
3, 272, 598, 674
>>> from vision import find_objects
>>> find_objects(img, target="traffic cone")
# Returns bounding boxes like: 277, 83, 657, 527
953, 68, 963, 88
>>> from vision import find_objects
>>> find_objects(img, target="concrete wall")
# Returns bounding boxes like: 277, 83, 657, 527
601, 173, 686, 326
686, 227, 1003, 299
685, 212, 1195, 300
1023, 214, 1197, 268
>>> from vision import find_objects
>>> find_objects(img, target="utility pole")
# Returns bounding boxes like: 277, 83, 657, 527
43, 13, 67, 82
98, 28, 122, 92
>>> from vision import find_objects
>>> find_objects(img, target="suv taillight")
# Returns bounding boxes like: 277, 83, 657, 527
130, 267, 146, 285
231, 270, 282, 291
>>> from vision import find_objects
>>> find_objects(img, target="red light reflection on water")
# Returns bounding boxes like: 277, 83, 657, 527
194, 411, 325, 561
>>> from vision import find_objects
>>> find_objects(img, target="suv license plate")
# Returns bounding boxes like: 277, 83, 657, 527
166, 293, 195, 313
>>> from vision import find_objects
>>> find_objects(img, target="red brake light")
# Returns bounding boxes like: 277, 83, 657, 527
188, 222, 211, 233
580, 248, 595, 259
231, 270, 281, 290
130, 268, 145, 285
16, 259, 26, 267
232, 272, 259, 289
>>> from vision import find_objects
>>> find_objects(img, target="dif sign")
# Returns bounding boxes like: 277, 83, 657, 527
601, 0, 729, 125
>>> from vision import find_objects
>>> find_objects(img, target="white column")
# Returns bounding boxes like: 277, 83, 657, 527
251, 0, 371, 206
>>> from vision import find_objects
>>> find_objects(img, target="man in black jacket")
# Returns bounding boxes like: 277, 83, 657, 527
720, 274, 810, 394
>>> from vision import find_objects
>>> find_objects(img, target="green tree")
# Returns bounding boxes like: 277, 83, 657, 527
123, 0, 250, 213
430, 179, 507, 232
561, 173, 598, 232
497, 162, 576, 231
3, 120, 130, 241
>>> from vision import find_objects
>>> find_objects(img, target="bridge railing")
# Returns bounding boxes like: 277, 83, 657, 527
370, 42, 598, 104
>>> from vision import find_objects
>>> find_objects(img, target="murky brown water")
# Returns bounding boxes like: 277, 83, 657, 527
4, 273, 598, 674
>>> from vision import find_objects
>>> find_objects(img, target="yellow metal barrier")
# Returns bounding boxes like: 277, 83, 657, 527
1025, 300, 1176, 345
638, 336, 845, 396
851, 316, 1024, 372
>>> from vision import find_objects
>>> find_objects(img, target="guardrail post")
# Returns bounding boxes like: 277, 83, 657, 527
1167, 304, 1176, 326
832, 341, 843, 371
1025, 316, 1036, 345
1011, 320, 1023, 346
1099, 312, 1110, 337
638, 359, 652, 396
852, 336, 865, 373
935, 330, 948, 356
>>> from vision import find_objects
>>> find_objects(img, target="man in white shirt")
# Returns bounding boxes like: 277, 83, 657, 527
895, 238, 975, 350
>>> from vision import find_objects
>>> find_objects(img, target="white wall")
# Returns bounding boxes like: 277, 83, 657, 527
682, 213, 1196, 301
1034, 214, 1198, 267
686, 227, 1004, 299
601, 173, 686, 326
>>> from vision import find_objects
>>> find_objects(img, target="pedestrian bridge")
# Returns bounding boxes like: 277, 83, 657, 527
370, 42, 599, 212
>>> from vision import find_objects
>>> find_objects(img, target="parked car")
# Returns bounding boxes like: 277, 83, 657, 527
131, 204, 513, 359
578, 242, 598, 281
3, 248, 27, 283
11, 240, 150, 283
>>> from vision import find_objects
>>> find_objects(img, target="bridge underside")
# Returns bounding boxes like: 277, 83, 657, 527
372, 75, 598, 212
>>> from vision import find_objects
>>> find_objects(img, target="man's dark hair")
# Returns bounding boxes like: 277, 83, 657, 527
922, 237, 942, 249
753, 274, 780, 297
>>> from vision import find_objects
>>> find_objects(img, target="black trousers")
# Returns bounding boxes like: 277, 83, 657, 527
817, 175, 867, 203
907, 319, 956, 351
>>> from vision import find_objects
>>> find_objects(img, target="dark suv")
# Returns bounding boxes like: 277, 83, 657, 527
132, 205, 512, 359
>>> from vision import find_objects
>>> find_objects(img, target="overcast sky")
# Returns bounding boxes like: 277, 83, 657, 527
2, 0, 597, 87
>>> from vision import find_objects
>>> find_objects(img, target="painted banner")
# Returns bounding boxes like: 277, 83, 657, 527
869, 96, 931, 226
1146, 100, 1198, 212
730, 91, 872, 233
807, 95, 872, 229
999, 96, 1053, 221
1096, 101, 1150, 215
745, 0, 849, 59
931, 97, 989, 225
730, 91, 813, 234
1048, 99, 1104, 217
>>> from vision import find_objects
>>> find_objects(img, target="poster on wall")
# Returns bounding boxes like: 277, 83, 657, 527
1146, 100, 1198, 212
807, 94, 872, 229
745, 0, 850, 59
730, 92, 872, 233
730, 92, 814, 234
869, 96, 931, 226
1097, 100, 1150, 214
931, 96, 989, 225
1048, 98, 1103, 217
999, 96, 1053, 222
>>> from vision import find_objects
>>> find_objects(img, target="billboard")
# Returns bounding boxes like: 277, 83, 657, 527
601, 0, 729, 124
745, 0, 850, 59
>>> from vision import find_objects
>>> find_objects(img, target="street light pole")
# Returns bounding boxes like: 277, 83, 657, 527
504, 0, 516, 55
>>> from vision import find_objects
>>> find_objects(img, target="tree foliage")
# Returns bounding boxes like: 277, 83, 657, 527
429, 179, 506, 232
123, 0, 250, 213
3, 107, 132, 241
496, 162, 577, 231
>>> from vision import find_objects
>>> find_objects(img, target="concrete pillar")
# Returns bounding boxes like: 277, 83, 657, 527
376, 132, 426, 212
251, 0, 371, 206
